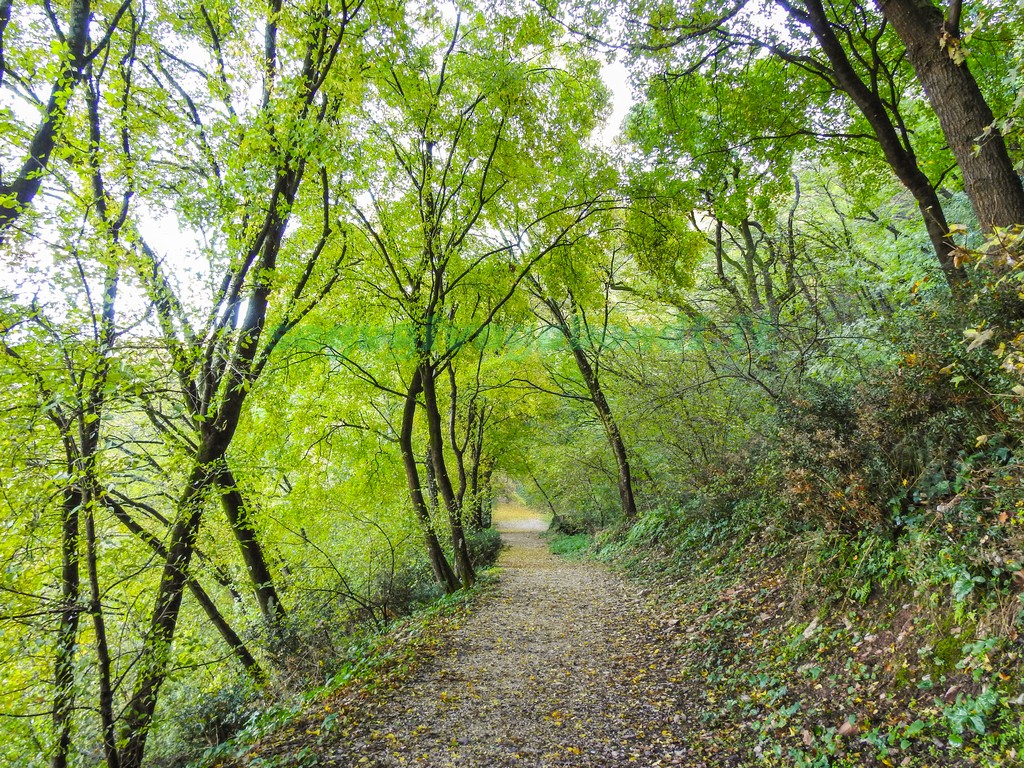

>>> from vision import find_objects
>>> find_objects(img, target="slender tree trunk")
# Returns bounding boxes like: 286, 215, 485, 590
51, 480, 81, 768
120, 458, 212, 768
545, 298, 638, 521
0, 0, 11, 89
421, 363, 475, 588
104, 496, 266, 682
112, 10, 351, 762
400, 369, 460, 593
480, 464, 494, 529
739, 220, 764, 314
467, 412, 486, 530
877, 0, 1024, 233
467, 450, 482, 530
47, 84, 129, 765
447, 367, 488, 532
572, 346, 637, 521
213, 461, 287, 633
84, 495, 119, 768
446, 366, 470, 510
0, 0, 92, 236
531, 471, 560, 521
424, 449, 440, 514
714, 220, 747, 309
187, 580, 266, 680
58, 145, 123, 765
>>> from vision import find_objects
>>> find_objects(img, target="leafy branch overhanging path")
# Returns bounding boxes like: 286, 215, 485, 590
318, 506, 693, 766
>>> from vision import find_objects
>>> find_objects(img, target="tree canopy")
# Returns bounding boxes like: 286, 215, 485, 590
3, 0, 1024, 764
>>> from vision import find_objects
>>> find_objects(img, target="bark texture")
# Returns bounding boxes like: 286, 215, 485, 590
400, 369, 460, 593
789, 0, 967, 294
877, 0, 1024, 233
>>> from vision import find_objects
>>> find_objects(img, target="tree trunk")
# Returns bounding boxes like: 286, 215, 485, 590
214, 461, 287, 634
467, 410, 487, 530
421, 363, 475, 588
424, 449, 440, 513
573, 358, 635, 522
714, 220, 747, 309
66, 188, 122, 765
446, 365, 470, 511
739, 220, 765, 314
50, 481, 81, 768
400, 369, 460, 593
84, 494, 119, 768
531, 471, 561, 529
541, 295, 639, 521
559, 319, 637, 520
480, 464, 494, 529
585, 376, 639, 522
877, 0, 1024, 233
0, 0, 92, 237
104, 495, 266, 682
119, 459, 212, 768
796, 0, 967, 295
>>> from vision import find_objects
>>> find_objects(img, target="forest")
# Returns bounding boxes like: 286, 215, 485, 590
2, 0, 1024, 765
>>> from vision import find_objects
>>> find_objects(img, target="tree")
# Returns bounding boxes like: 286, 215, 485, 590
876, 0, 1024, 235
115, 0, 368, 756
333, 2, 615, 589
443, 342, 497, 531
0, 21, 141, 761
0, 0, 133, 237
775, 0, 967, 288
526, 246, 640, 521
547, 0, 968, 291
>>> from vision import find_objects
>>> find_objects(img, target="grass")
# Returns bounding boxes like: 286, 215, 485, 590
548, 532, 591, 558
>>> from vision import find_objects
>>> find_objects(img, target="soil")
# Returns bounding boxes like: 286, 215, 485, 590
314, 506, 694, 767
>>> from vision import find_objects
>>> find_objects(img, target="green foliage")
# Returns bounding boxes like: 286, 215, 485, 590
626, 56, 806, 225
3, 0, 1024, 761
466, 527, 504, 569
548, 532, 592, 558
161, 679, 259, 763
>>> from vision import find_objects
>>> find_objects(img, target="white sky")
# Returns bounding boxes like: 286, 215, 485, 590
599, 55, 635, 145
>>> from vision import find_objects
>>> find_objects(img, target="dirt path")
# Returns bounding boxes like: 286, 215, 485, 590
320, 506, 693, 767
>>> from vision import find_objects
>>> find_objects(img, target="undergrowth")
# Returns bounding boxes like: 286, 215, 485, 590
189, 571, 497, 768
144, 525, 510, 766
539, 300, 1024, 764
580, 470, 1024, 766
548, 532, 592, 558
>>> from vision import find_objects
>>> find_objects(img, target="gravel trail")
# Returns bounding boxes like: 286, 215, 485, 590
323, 506, 691, 767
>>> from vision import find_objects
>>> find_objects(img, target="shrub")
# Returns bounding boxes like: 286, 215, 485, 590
151, 678, 258, 766
776, 305, 1015, 535
376, 557, 444, 620
467, 527, 503, 568
549, 513, 593, 536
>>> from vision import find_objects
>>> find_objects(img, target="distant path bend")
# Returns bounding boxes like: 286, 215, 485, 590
324, 505, 692, 767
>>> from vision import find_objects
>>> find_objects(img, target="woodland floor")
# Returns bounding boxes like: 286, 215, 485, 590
227, 506, 1012, 768
308, 505, 696, 767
